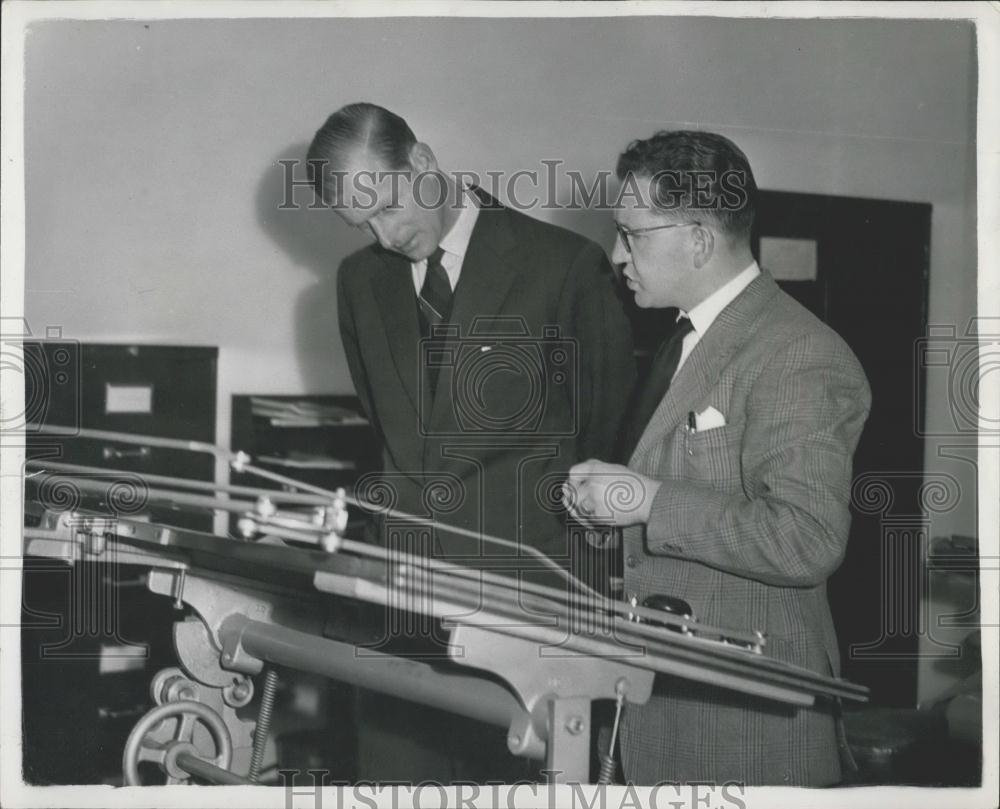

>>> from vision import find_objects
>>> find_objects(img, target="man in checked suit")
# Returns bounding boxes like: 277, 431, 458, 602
307, 103, 633, 780
567, 130, 871, 786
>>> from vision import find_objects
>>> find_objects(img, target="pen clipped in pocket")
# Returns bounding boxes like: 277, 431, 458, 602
684, 417, 742, 485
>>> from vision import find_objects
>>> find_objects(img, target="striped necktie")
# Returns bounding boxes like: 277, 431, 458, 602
417, 247, 452, 337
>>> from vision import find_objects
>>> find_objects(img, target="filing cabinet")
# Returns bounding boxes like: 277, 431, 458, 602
228, 394, 377, 537
25, 343, 218, 531
21, 343, 217, 784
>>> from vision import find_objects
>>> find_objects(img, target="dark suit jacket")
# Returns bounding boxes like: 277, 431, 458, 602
620, 271, 871, 786
338, 191, 634, 573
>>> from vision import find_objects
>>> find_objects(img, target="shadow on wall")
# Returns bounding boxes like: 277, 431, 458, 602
255, 143, 628, 391
547, 207, 617, 259
254, 142, 369, 391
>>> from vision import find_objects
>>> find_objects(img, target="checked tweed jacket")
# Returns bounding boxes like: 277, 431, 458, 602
620, 270, 871, 786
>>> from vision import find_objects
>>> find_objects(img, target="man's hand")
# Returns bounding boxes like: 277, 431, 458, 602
563, 459, 662, 527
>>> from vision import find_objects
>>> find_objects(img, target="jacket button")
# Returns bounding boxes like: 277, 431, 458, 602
625, 555, 638, 568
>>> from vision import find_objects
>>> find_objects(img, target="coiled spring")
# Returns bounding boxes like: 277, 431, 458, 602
597, 683, 626, 784
248, 669, 279, 782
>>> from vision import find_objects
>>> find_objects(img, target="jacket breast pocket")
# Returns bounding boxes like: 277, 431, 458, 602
683, 421, 743, 488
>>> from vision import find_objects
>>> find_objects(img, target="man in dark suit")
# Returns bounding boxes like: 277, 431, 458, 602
567, 130, 871, 786
308, 103, 632, 575
306, 103, 633, 780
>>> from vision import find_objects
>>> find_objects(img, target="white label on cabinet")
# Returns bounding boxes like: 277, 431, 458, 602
98, 644, 147, 673
105, 383, 153, 414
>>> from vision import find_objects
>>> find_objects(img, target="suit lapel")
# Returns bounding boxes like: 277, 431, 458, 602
630, 272, 780, 465
447, 200, 520, 334
371, 246, 423, 415
428, 200, 522, 431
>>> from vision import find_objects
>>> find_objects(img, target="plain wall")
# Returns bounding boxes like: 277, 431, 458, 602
22, 15, 979, 703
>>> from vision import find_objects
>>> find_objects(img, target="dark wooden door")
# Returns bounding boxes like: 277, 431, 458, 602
753, 190, 931, 707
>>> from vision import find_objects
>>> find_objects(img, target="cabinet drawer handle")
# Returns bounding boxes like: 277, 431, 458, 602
102, 445, 151, 461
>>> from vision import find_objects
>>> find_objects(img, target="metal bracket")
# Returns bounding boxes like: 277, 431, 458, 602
145, 567, 317, 781
25, 509, 190, 569
447, 623, 654, 783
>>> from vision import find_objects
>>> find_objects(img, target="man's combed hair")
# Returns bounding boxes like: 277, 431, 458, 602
616, 130, 757, 241
307, 102, 417, 202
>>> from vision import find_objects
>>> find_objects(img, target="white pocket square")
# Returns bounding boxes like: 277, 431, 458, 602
694, 406, 727, 431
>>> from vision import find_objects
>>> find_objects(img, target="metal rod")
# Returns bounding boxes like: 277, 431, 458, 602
26, 424, 232, 459
26, 459, 334, 505
27, 472, 256, 514
381, 581, 820, 705
225, 615, 529, 735
26, 423, 598, 597
340, 538, 752, 645
244, 522, 333, 546
396, 573, 862, 700
399, 562, 768, 661
238, 462, 337, 499
237, 459, 598, 599
174, 752, 254, 785
312, 559, 861, 702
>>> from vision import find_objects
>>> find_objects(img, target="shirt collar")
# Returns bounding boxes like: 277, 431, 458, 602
684, 261, 761, 335
437, 186, 480, 260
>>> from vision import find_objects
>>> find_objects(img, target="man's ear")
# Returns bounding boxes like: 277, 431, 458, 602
408, 142, 438, 173
691, 224, 715, 269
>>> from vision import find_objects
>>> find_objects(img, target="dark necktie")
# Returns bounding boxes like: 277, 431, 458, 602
417, 247, 452, 399
618, 316, 695, 460
416, 247, 452, 338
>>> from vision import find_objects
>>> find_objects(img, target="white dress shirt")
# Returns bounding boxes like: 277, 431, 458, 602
410, 187, 480, 294
674, 261, 761, 378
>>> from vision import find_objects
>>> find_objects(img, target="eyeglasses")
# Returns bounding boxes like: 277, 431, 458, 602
615, 221, 700, 253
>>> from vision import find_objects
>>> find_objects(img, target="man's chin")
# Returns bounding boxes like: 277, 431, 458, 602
633, 291, 670, 310
399, 243, 427, 261
388, 246, 420, 261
